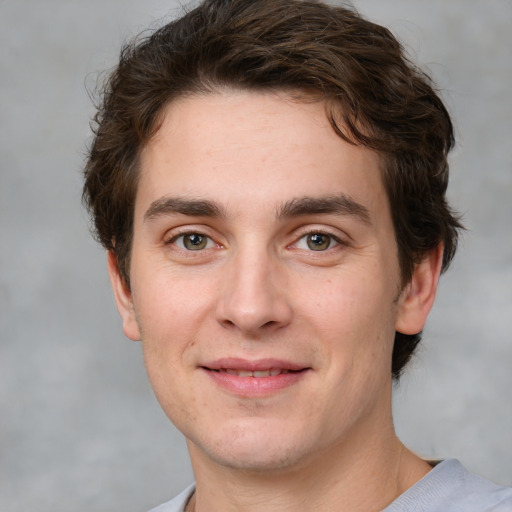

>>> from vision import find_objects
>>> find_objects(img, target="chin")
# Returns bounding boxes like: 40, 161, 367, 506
205, 443, 307, 473
188, 418, 315, 473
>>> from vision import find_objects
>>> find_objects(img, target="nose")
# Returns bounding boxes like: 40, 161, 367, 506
215, 245, 293, 335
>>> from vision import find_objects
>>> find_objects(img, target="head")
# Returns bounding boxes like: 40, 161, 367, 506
83, 0, 462, 379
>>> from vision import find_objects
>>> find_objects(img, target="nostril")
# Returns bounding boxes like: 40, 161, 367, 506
220, 318, 236, 328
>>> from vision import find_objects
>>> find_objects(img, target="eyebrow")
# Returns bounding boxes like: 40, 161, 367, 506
277, 195, 372, 225
144, 196, 226, 222
143, 193, 372, 225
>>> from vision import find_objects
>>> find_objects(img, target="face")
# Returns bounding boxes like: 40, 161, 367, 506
109, 91, 438, 474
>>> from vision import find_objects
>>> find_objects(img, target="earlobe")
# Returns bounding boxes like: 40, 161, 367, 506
395, 244, 444, 335
107, 251, 141, 341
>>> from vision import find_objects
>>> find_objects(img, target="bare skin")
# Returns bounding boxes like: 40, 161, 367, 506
109, 90, 442, 512
186, 419, 432, 512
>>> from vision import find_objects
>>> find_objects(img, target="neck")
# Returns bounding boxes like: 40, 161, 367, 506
187, 420, 431, 512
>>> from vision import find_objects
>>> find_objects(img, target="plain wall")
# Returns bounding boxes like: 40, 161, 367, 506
1, 1, 511, 510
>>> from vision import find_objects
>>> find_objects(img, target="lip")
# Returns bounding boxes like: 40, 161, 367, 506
200, 358, 311, 397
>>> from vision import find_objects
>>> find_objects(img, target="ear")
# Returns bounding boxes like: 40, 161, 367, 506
395, 244, 444, 335
107, 251, 141, 341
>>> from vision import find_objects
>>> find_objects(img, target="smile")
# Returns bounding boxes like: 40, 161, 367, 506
201, 359, 310, 397
215, 368, 293, 377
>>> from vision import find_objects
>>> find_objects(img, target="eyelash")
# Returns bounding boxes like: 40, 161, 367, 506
292, 230, 346, 252
166, 231, 219, 251
165, 228, 347, 254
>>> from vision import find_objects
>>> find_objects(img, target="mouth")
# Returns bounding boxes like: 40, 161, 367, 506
200, 358, 310, 396
210, 368, 298, 378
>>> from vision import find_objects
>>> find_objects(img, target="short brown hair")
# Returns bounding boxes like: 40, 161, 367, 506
83, 0, 462, 378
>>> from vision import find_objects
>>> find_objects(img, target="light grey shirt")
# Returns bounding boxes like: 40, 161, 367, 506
148, 459, 512, 512
382, 459, 512, 511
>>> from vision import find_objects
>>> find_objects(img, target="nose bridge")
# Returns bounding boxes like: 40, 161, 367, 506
216, 238, 291, 333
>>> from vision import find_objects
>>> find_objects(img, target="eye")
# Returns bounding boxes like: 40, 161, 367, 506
296, 233, 340, 251
172, 232, 215, 251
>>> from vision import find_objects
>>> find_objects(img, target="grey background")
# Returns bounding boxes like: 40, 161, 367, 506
1, 0, 511, 510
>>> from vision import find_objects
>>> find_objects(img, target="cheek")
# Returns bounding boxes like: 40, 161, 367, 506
132, 267, 206, 332
297, 270, 397, 371
132, 268, 220, 387
299, 269, 396, 328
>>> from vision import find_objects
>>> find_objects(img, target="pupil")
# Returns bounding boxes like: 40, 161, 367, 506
185, 233, 206, 250
189, 234, 202, 245
307, 233, 330, 250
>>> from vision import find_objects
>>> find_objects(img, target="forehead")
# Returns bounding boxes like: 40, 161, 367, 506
137, 90, 385, 219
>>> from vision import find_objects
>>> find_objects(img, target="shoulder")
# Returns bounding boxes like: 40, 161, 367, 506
384, 459, 512, 512
146, 484, 195, 512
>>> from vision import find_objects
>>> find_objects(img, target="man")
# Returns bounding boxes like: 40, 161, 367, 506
82, 0, 512, 510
